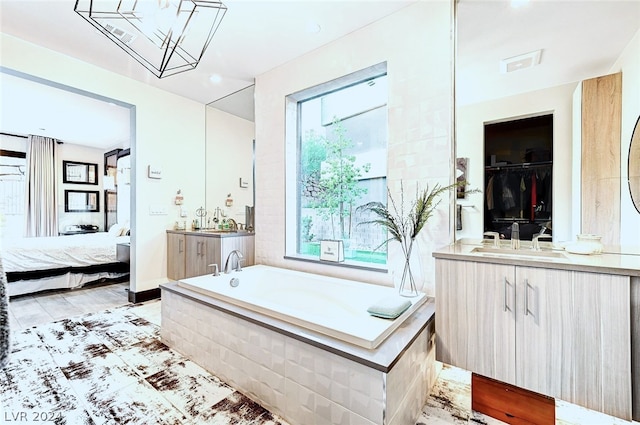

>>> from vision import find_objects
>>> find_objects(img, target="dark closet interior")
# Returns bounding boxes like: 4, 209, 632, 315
484, 114, 553, 240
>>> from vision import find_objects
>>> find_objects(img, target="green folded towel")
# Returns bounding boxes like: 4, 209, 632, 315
367, 297, 412, 319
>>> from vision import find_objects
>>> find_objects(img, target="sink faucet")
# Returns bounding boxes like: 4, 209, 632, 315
224, 250, 244, 274
510, 222, 520, 250
483, 231, 500, 248
532, 234, 553, 251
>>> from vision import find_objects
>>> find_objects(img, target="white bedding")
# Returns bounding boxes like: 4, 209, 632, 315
1, 233, 129, 273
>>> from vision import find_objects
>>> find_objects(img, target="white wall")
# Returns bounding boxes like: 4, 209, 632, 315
456, 82, 576, 242
205, 107, 254, 225
1, 33, 207, 294
254, 1, 454, 296
610, 28, 640, 249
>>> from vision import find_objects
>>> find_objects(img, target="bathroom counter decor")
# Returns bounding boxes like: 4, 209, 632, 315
359, 181, 469, 297
160, 265, 437, 425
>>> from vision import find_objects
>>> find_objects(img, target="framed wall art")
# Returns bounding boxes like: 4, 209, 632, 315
65, 190, 100, 212
63, 160, 98, 184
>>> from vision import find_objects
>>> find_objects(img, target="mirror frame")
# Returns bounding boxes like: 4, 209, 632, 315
628, 115, 640, 214
64, 189, 100, 212
63, 160, 99, 185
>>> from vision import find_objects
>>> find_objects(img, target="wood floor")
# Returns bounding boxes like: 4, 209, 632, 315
7, 281, 131, 330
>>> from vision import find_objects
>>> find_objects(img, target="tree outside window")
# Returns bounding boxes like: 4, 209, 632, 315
292, 71, 388, 265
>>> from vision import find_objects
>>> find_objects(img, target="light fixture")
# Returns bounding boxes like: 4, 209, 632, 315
74, 0, 227, 78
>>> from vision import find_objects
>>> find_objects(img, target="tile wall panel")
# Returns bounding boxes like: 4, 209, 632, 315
254, 1, 454, 297
161, 290, 435, 425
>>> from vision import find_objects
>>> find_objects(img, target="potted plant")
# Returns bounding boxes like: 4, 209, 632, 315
359, 181, 469, 297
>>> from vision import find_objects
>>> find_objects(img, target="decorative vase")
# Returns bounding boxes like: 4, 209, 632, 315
396, 238, 423, 297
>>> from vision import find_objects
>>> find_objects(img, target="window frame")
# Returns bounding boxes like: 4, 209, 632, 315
284, 62, 388, 271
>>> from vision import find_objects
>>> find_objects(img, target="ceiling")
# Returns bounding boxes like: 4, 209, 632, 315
457, 0, 640, 106
0, 0, 638, 148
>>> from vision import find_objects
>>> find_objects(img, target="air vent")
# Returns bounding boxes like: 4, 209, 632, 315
104, 23, 137, 45
500, 49, 542, 73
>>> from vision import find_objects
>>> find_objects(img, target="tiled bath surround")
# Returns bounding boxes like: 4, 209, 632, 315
161, 284, 437, 425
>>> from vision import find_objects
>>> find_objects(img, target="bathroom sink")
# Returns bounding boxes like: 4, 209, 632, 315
200, 229, 238, 233
470, 246, 569, 261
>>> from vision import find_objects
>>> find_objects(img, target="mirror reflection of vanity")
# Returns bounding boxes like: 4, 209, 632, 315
454, 0, 640, 249
205, 85, 255, 229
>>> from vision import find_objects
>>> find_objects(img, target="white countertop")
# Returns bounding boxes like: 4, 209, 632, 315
433, 239, 640, 277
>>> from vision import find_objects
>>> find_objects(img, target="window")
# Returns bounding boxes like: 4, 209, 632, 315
0, 150, 26, 238
285, 64, 388, 267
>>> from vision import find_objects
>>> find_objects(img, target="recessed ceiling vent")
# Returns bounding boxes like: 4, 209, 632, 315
103, 23, 137, 45
500, 49, 542, 73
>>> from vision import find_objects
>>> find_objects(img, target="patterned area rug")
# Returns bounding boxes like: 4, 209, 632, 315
1, 305, 288, 425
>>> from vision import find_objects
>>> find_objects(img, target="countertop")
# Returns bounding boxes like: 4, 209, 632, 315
433, 239, 640, 277
166, 229, 255, 238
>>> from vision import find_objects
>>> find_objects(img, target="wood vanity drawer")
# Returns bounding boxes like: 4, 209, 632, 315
472, 373, 555, 425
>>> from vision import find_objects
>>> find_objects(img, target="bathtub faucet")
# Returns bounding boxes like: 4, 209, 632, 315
224, 250, 244, 274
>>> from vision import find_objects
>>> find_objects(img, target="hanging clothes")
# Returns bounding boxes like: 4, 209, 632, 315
531, 172, 537, 221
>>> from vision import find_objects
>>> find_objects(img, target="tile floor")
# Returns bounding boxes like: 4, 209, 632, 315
4, 283, 638, 424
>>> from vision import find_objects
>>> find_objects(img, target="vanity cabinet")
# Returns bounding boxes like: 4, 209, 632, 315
167, 231, 255, 280
436, 258, 632, 419
167, 232, 186, 280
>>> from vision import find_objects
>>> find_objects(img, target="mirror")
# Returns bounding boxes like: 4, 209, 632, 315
205, 85, 255, 229
630, 116, 640, 213
455, 1, 639, 245
63, 160, 98, 184
64, 190, 100, 212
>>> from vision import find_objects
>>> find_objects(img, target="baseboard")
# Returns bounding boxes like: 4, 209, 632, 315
128, 287, 161, 304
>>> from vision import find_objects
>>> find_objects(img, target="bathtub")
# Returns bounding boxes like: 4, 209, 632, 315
176, 264, 427, 349
161, 265, 436, 425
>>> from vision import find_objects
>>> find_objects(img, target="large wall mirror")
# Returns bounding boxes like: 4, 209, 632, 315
455, 0, 639, 245
205, 85, 256, 229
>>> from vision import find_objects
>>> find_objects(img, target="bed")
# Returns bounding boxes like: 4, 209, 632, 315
1, 230, 130, 297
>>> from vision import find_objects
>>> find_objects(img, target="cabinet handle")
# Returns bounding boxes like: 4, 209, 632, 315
196, 241, 201, 256
179, 239, 183, 253
503, 277, 509, 312
524, 279, 531, 316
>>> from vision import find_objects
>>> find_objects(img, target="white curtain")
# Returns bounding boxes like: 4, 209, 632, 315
24, 135, 58, 237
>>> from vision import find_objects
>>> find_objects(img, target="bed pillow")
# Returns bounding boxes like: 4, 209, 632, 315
108, 223, 124, 237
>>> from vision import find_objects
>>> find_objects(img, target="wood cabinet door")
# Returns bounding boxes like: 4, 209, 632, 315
567, 271, 631, 420
167, 233, 186, 280
185, 236, 220, 278
435, 259, 516, 384
515, 266, 571, 397
220, 235, 255, 270
516, 267, 631, 420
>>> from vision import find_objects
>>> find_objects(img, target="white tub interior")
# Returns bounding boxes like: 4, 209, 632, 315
177, 264, 427, 349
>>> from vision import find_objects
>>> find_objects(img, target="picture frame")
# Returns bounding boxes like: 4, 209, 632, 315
65, 190, 100, 212
63, 160, 98, 185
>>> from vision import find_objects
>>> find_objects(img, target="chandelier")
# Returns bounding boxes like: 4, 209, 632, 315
74, 0, 227, 78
